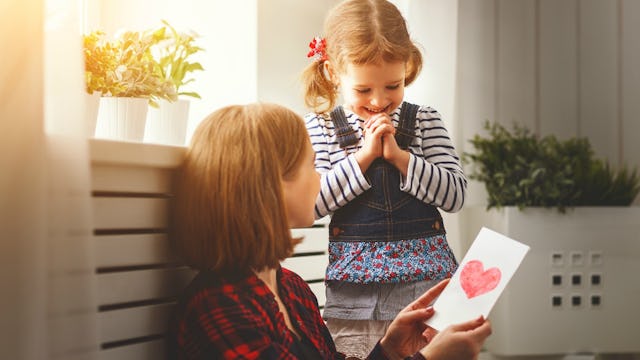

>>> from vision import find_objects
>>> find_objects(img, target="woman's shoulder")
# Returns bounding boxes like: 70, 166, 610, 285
279, 267, 321, 310
171, 270, 279, 348
173, 271, 230, 325
177, 270, 260, 307
280, 267, 309, 287
280, 268, 316, 296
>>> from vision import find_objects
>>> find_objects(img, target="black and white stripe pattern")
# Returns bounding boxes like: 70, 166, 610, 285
305, 105, 467, 218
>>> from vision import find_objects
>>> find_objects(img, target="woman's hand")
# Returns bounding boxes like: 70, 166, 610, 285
419, 316, 492, 360
379, 279, 449, 359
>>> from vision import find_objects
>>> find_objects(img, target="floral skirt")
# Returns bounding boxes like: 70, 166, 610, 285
326, 235, 458, 283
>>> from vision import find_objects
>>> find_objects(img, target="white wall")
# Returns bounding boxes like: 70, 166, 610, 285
455, 0, 640, 208
256, 0, 339, 114
399, 0, 459, 139
395, 0, 465, 254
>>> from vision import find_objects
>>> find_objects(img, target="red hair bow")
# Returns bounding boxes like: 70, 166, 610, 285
307, 37, 327, 62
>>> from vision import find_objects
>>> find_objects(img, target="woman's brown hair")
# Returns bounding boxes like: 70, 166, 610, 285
301, 0, 423, 114
171, 103, 307, 272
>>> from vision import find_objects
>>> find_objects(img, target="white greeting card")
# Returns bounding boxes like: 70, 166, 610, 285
425, 227, 530, 331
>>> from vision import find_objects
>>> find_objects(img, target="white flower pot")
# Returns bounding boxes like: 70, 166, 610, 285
95, 97, 149, 141
462, 206, 640, 356
85, 92, 101, 137
144, 99, 190, 146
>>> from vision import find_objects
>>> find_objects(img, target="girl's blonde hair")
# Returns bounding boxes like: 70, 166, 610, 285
301, 0, 423, 114
172, 103, 307, 272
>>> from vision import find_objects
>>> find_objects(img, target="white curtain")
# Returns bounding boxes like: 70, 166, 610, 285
1, 2, 48, 358
1, 0, 97, 358
45, 0, 97, 358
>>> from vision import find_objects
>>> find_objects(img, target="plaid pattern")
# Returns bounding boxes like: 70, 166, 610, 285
171, 267, 338, 359
170, 266, 425, 359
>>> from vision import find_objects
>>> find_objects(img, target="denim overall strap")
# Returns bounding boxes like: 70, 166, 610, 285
395, 102, 419, 149
330, 106, 359, 148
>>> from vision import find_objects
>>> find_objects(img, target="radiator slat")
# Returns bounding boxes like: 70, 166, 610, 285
92, 165, 173, 194
97, 268, 195, 306
93, 197, 168, 230
99, 303, 175, 344
95, 233, 175, 268
98, 339, 167, 360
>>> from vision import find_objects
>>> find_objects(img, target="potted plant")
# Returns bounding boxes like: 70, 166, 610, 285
84, 29, 177, 141
461, 121, 640, 356
465, 121, 640, 212
83, 31, 111, 136
145, 20, 205, 146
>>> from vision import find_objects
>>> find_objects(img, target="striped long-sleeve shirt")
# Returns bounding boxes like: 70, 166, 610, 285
305, 104, 467, 220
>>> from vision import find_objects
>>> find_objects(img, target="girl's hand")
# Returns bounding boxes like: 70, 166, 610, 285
381, 131, 410, 176
355, 114, 395, 172
366, 112, 410, 176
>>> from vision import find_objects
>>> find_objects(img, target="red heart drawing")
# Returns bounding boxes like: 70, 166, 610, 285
460, 260, 501, 299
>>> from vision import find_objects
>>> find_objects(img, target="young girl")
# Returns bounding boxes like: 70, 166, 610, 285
169, 102, 491, 359
301, 0, 466, 357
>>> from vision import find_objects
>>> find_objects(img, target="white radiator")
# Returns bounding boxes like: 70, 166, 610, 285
90, 139, 328, 360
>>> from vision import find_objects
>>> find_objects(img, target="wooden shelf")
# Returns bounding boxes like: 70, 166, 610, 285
89, 138, 185, 168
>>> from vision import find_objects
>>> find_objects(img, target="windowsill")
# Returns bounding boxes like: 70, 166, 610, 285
89, 138, 186, 168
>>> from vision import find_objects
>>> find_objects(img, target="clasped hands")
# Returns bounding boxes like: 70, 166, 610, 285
355, 113, 410, 175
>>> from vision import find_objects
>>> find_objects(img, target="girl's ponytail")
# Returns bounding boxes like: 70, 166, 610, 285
404, 43, 423, 87
301, 59, 336, 114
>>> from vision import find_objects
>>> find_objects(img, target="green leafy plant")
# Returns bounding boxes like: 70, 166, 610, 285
464, 121, 640, 212
154, 20, 204, 99
83, 31, 114, 95
83, 29, 177, 106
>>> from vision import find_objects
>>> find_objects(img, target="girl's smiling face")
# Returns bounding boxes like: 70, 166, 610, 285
337, 60, 406, 119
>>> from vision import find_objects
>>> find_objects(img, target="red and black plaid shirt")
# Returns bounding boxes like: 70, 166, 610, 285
170, 267, 402, 359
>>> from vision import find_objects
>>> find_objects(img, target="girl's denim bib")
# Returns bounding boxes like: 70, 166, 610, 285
328, 103, 447, 243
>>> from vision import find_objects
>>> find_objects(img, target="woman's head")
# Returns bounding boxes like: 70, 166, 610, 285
301, 0, 423, 114
172, 103, 318, 272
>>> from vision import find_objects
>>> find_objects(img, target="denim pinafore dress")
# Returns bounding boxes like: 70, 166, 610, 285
325, 102, 458, 284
